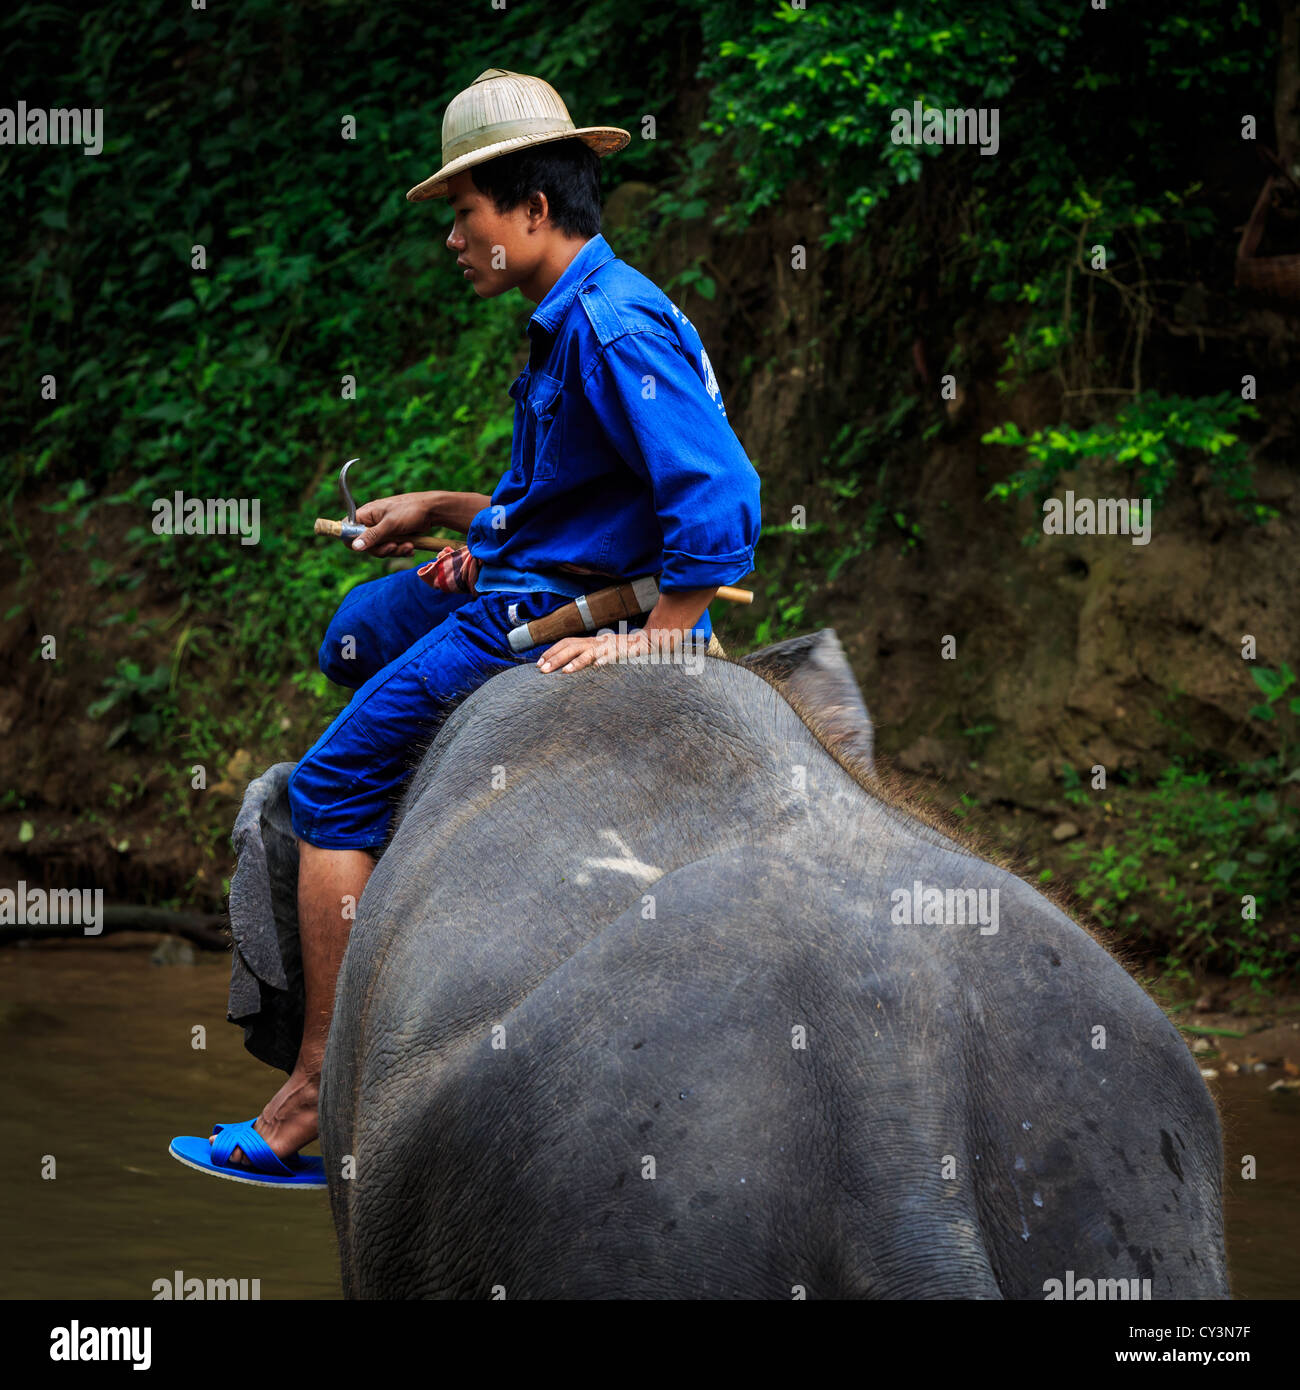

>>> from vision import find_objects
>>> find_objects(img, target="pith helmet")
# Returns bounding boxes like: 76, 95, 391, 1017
406, 68, 630, 202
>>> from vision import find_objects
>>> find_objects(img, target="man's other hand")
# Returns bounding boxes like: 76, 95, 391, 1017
538, 630, 652, 673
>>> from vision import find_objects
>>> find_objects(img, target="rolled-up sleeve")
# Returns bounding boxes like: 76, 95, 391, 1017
583, 330, 760, 590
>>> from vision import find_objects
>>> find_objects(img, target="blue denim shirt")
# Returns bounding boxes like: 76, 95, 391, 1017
466, 234, 761, 594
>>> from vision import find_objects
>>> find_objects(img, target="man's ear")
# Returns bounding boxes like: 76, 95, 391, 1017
741, 629, 875, 776
527, 190, 549, 229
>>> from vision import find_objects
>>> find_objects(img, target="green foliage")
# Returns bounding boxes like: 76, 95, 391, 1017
3, 0, 671, 751
86, 659, 174, 750
813, 399, 924, 573
983, 392, 1267, 528
695, 2, 1268, 248
1060, 763, 1089, 807
965, 176, 1216, 387
684, 0, 1274, 581
1063, 669, 1300, 986
1245, 664, 1300, 769
751, 574, 810, 646
697, 2, 1076, 245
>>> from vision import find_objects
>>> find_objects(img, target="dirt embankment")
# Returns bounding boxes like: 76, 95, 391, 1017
0, 495, 317, 908
624, 182, 1300, 804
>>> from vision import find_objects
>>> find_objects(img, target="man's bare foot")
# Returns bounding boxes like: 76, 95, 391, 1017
212, 1067, 319, 1168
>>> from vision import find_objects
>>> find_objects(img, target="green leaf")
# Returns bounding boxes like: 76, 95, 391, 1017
139, 402, 190, 424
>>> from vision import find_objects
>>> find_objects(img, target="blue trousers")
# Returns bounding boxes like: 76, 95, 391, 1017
288, 567, 711, 851
288, 570, 572, 850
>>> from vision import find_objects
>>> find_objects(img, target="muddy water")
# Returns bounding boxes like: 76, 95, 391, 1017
0, 943, 1295, 1299
0, 945, 338, 1300
1216, 1075, 1300, 1298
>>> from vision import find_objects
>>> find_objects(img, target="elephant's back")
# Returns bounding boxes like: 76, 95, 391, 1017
329, 844, 990, 1296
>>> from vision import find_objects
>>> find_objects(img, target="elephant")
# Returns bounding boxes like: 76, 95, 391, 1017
234, 630, 1229, 1298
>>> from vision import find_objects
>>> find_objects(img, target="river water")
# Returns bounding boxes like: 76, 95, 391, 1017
0, 943, 1294, 1299
0, 945, 337, 1300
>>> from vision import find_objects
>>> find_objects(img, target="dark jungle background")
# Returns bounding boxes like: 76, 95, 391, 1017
2, 3, 1300, 1297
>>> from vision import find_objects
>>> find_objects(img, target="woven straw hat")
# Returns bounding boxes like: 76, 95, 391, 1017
406, 69, 630, 202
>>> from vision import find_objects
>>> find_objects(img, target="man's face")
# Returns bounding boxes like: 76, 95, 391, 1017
444, 171, 539, 299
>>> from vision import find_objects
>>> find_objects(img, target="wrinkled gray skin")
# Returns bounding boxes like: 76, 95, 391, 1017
319, 630, 1228, 1299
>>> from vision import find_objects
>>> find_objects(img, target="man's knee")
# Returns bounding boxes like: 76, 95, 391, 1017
316, 582, 375, 686
317, 571, 460, 688
318, 627, 367, 688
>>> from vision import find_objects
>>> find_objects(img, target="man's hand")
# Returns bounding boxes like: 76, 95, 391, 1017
538, 629, 651, 673
351, 489, 494, 555
537, 586, 719, 674
350, 493, 437, 556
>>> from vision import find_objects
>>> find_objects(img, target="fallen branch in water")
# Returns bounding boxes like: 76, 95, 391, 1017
0, 905, 229, 951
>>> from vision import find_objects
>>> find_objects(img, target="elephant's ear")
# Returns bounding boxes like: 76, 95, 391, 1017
741, 629, 875, 776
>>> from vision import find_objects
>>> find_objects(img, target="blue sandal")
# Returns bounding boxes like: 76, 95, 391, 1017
168, 1120, 327, 1189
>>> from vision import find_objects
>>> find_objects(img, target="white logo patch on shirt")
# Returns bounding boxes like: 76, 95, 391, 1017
700, 348, 721, 404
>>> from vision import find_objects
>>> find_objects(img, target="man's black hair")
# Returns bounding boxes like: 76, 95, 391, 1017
470, 137, 602, 239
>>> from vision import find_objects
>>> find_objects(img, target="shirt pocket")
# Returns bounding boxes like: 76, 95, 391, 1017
527, 371, 565, 483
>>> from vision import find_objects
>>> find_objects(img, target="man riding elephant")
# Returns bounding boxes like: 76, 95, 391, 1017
168, 68, 761, 1186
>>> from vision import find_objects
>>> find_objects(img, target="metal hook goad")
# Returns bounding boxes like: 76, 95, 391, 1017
338, 458, 363, 540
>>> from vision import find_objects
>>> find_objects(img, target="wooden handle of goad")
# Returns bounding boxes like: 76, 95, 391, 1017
312, 518, 458, 551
